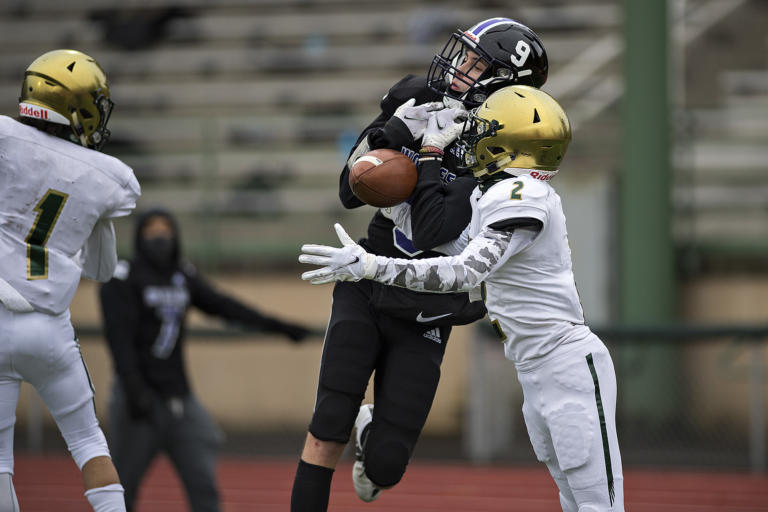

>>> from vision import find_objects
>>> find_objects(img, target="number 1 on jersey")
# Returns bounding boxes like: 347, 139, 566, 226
26, 189, 68, 280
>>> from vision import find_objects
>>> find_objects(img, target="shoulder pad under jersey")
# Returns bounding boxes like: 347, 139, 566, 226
478, 175, 549, 228
0, 115, 17, 135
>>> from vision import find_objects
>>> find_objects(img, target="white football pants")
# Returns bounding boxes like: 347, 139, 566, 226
517, 334, 624, 511
0, 306, 110, 474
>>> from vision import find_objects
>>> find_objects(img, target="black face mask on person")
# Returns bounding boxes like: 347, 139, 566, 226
141, 236, 175, 270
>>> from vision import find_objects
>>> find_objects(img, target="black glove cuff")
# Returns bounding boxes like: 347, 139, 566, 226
381, 116, 415, 149
416, 157, 444, 182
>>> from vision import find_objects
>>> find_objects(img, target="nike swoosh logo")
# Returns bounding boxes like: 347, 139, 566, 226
416, 312, 452, 323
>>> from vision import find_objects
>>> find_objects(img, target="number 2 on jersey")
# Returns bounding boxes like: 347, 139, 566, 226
510, 181, 524, 200
26, 189, 68, 280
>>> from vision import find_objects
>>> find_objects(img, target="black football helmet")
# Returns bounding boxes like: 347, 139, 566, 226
427, 18, 548, 107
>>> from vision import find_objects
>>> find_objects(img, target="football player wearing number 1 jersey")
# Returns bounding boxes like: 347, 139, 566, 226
300, 86, 625, 511
0, 50, 140, 511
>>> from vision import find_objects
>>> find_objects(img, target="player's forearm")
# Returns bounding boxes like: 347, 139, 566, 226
340, 110, 392, 208
103, 323, 143, 377
409, 161, 474, 250
81, 219, 118, 281
370, 229, 514, 293
100, 283, 143, 374
339, 165, 366, 208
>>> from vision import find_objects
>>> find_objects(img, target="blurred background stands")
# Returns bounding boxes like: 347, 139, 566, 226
1, 0, 765, 274
1, 0, 630, 269
1, 0, 768, 471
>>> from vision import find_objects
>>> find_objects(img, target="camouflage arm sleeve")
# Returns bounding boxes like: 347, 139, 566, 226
370, 227, 537, 293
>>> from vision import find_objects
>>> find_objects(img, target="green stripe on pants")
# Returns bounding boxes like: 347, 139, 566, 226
586, 353, 615, 506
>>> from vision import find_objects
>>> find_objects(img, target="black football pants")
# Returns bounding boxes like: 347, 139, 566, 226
309, 280, 449, 485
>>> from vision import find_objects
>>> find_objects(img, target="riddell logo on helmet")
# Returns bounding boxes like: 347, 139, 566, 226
19, 103, 48, 120
528, 170, 556, 181
19, 103, 69, 125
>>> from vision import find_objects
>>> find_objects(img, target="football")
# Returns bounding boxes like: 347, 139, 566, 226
349, 148, 418, 207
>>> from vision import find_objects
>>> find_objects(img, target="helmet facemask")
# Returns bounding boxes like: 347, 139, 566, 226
428, 32, 512, 108
457, 114, 513, 179
84, 92, 114, 150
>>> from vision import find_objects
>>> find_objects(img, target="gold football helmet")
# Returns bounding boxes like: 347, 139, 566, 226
459, 85, 571, 181
19, 49, 113, 150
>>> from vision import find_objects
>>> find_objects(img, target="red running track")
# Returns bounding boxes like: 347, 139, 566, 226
13, 455, 768, 511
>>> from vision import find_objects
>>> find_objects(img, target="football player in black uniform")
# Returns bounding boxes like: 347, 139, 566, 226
290, 18, 548, 510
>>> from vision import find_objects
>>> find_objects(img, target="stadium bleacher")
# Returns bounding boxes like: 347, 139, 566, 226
0, 0, 765, 268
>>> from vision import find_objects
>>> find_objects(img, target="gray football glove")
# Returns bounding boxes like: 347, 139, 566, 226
299, 224, 377, 285
421, 107, 467, 151
392, 98, 445, 141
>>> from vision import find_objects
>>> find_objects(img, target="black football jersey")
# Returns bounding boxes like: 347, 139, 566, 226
339, 75, 476, 259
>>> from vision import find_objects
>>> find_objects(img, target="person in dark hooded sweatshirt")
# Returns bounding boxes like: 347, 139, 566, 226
99, 208, 311, 512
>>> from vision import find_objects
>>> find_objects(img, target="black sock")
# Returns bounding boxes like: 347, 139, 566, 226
290, 459, 335, 512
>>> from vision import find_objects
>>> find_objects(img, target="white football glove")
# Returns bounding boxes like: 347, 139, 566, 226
299, 224, 377, 285
421, 107, 468, 151
392, 98, 445, 141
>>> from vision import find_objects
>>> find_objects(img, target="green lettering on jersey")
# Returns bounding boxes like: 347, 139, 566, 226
26, 189, 68, 280
490, 318, 507, 342
509, 181, 524, 200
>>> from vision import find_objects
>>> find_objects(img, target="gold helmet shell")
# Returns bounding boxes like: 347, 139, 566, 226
459, 85, 571, 181
19, 49, 113, 150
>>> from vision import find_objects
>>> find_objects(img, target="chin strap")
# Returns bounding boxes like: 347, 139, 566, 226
69, 110, 89, 148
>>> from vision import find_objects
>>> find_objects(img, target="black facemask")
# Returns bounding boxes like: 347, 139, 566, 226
141, 236, 175, 270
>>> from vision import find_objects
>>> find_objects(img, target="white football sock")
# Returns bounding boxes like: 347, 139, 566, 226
0, 473, 20, 512
84, 483, 126, 512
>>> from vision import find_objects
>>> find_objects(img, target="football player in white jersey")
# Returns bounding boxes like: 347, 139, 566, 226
0, 49, 140, 512
299, 86, 624, 511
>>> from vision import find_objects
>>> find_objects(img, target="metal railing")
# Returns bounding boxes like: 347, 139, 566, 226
19, 322, 768, 473
468, 323, 768, 472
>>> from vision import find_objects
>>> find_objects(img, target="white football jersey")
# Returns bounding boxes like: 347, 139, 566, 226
468, 174, 591, 363
0, 116, 140, 314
